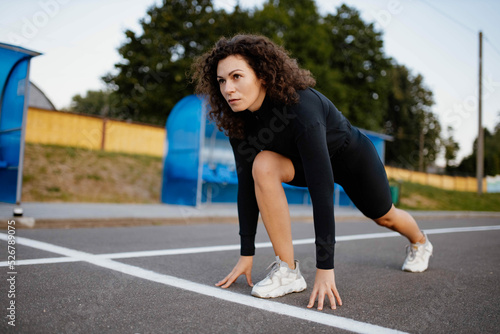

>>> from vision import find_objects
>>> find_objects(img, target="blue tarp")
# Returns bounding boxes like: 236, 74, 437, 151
0, 43, 41, 204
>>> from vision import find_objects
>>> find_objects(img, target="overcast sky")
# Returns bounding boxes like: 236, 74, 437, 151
1, 0, 499, 164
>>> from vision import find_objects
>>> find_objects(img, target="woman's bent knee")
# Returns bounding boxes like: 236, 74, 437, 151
252, 151, 294, 184
374, 217, 394, 229
373, 205, 396, 228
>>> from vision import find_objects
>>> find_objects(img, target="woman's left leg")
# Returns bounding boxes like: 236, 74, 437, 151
252, 150, 296, 269
250, 150, 308, 298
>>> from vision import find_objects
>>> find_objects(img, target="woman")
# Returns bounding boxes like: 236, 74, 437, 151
192, 34, 433, 310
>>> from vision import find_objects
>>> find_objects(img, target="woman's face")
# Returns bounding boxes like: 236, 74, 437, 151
216, 55, 266, 112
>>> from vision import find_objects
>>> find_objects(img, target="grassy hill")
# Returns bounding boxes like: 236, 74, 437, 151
393, 181, 500, 212
22, 144, 163, 203
21, 144, 500, 211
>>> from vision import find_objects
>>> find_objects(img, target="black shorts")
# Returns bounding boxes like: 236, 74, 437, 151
287, 126, 393, 219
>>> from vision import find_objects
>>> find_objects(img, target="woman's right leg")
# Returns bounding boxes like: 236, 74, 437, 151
373, 204, 425, 244
252, 150, 296, 269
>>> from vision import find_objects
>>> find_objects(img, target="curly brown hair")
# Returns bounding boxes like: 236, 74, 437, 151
191, 34, 316, 139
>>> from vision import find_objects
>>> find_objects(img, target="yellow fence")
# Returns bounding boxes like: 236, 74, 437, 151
104, 120, 165, 156
385, 166, 486, 192
25, 108, 165, 157
25, 108, 485, 192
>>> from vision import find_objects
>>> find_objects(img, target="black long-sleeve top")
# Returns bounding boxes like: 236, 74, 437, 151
229, 87, 352, 269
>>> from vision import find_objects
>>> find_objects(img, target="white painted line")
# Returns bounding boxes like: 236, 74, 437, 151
1, 225, 500, 267
97, 244, 241, 259
5, 257, 80, 266
96, 224, 500, 257
423, 225, 500, 235
0, 233, 405, 334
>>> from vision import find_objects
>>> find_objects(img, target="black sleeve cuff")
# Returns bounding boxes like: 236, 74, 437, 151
316, 243, 335, 270
240, 234, 256, 256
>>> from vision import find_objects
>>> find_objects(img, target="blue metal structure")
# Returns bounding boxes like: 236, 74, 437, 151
161, 95, 206, 206
0, 43, 41, 204
161, 95, 392, 207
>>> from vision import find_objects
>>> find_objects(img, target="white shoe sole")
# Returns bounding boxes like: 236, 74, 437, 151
402, 252, 433, 272
251, 277, 307, 298
402, 240, 433, 273
402, 261, 431, 272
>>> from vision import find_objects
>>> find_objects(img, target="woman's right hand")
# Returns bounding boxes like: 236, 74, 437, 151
215, 255, 254, 288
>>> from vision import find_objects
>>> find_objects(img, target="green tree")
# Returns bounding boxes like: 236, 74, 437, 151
320, 4, 392, 130
69, 89, 120, 118
443, 126, 460, 171
385, 65, 441, 171
455, 121, 500, 176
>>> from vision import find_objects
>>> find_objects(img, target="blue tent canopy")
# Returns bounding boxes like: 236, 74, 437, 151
0, 43, 41, 204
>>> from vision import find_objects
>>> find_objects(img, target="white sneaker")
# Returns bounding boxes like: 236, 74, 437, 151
251, 256, 307, 298
402, 232, 433, 272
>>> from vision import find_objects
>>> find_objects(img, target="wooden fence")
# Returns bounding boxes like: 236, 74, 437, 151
25, 108, 165, 157
385, 166, 486, 193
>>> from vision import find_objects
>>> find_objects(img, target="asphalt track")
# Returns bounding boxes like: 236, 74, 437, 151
0, 215, 499, 333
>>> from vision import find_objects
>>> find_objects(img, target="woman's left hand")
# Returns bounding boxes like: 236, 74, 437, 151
307, 268, 342, 310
